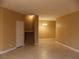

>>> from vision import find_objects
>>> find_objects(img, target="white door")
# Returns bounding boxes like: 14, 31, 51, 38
16, 21, 24, 48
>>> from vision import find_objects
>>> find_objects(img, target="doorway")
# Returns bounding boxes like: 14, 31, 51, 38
38, 20, 56, 45
24, 15, 38, 46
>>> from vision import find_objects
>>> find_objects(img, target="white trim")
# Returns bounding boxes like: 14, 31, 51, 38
0, 47, 16, 54
56, 41, 79, 53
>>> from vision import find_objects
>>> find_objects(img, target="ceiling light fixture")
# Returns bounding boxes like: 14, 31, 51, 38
42, 23, 48, 26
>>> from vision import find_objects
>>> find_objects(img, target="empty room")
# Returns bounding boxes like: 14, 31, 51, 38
0, 0, 79, 59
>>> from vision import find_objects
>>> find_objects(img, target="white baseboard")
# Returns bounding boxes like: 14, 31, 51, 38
56, 41, 79, 53
0, 47, 17, 54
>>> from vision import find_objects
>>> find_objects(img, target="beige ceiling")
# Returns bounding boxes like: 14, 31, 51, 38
0, 0, 79, 20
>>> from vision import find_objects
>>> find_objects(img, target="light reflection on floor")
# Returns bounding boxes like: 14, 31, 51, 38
0, 38, 79, 59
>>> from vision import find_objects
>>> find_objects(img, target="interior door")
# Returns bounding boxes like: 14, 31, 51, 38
16, 21, 24, 48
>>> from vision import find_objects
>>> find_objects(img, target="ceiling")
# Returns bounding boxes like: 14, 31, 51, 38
0, 0, 79, 20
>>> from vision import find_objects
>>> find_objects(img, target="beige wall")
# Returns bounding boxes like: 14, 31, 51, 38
56, 11, 79, 50
34, 16, 39, 44
39, 20, 56, 38
24, 15, 34, 32
0, 8, 3, 51
0, 7, 25, 51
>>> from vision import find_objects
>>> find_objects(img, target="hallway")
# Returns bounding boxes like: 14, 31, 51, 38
0, 0, 79, 59
0, 39, 79, 59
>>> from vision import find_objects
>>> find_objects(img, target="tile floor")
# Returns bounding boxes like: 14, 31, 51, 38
0, 38, 79, 59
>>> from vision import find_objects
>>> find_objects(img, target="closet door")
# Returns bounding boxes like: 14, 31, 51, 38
16, 21, 24, 48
